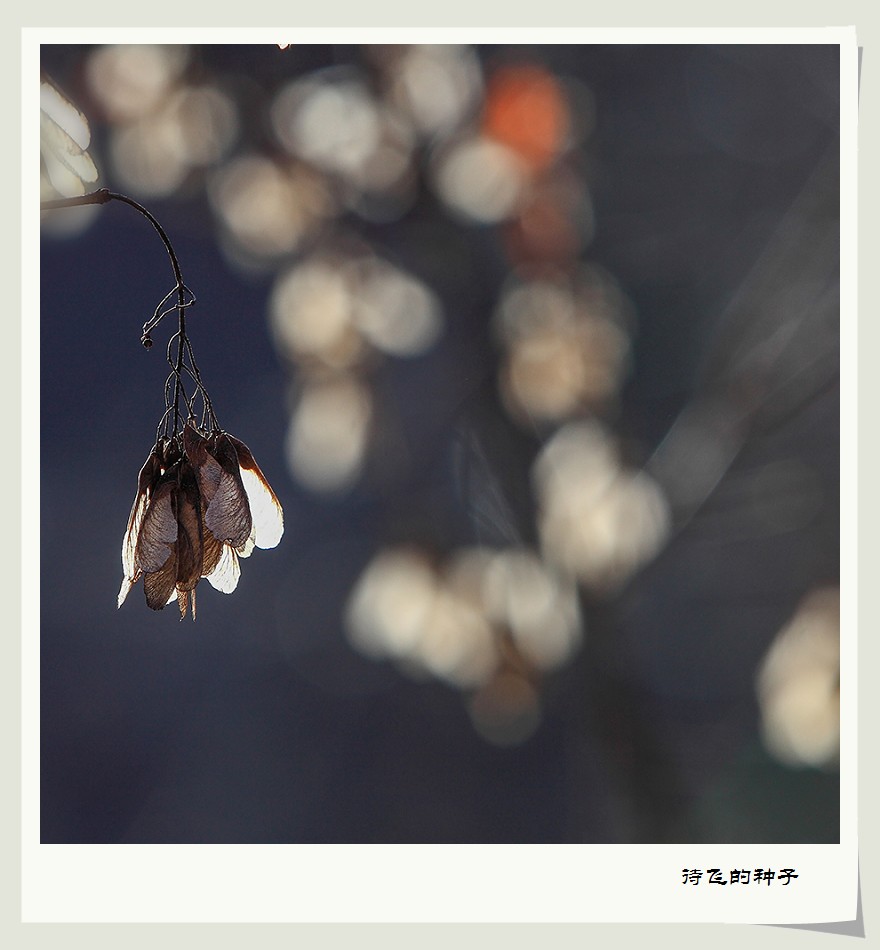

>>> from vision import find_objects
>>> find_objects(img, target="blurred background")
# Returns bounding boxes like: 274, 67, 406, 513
40, 42, 840, 843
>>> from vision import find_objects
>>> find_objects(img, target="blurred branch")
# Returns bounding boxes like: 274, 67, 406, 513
647, 146, 839, 535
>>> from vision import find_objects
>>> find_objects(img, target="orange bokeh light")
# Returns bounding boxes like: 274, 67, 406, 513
482, 64, 569, 173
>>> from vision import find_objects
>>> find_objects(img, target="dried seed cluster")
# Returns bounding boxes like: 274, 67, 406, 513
119, 420, 283, 619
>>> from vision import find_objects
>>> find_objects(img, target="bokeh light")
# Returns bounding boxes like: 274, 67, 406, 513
495, 269, 631, 424
271, 248, 445, 492
108, 112, 191, 198
167, 84, 239, 166
209, 155, 334, 263
270, 257, 365, 371
351, 258, 443, 358
383, 44, 482, 140
285, 374, 373, 493
432, 135, 526, 224
85, 44, 189, 122
270, 72, 416, 221
757, 587, 840, 769
503, 166, 596, 269
347, 542, 582, 698
107, 85, 238, 198
85, 45, 240, 201
482, 63, 570, 173
272, 75, 382, 176
481, 547, 582, 670
345, 546, 497, 688
346, 547, 441, 659
533, 421, 670, 591
468, 669, 542, 747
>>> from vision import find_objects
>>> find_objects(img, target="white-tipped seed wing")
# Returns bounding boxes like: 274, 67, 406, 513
228, 436, 284, 549
236, 521, 257, 559
205, 543, 242, 593
117, 575, 139, 609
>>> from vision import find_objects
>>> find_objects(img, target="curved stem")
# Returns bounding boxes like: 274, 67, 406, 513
42, 189, 188, 343
42, 188, 211, 437
42, 189, 185, 293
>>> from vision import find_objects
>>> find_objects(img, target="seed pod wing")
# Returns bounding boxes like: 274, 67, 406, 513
227, 436, 284, 549
174, 463, 204, 593
135, 478, 179, 574
143, 551, 178, 610
204, 542, 242, 594
119, 448, 163, 606
202, 433, 252, 548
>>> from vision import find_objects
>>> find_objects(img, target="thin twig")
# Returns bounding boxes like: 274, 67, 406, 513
42, 187, 218, 439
